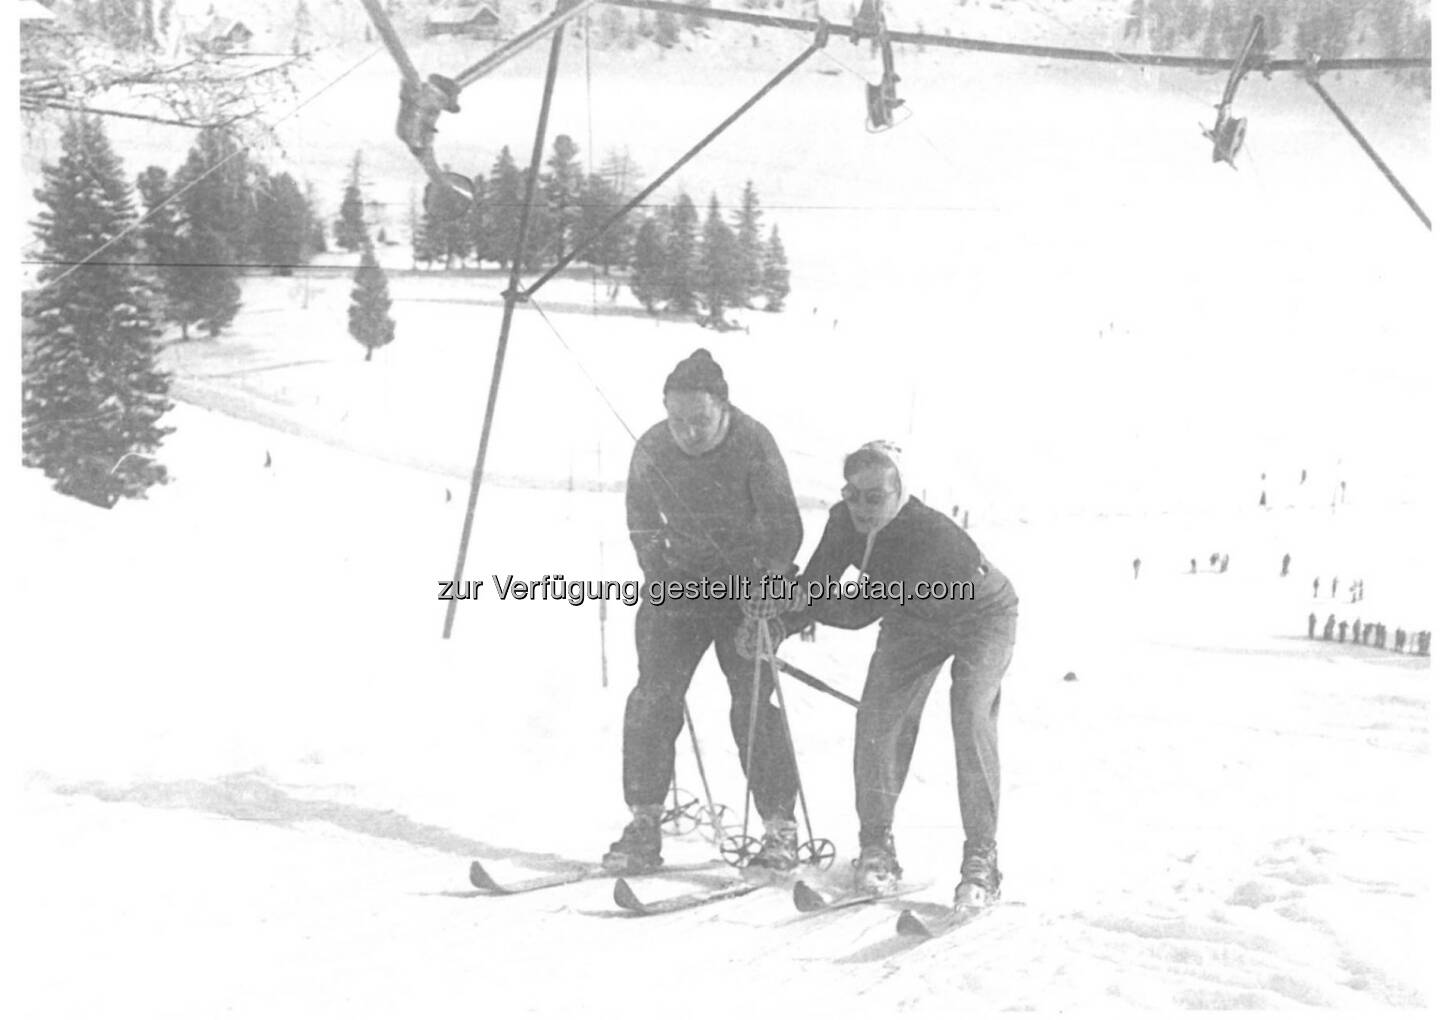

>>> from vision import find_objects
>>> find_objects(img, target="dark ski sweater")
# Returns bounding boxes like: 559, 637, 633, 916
789, 498, 1018, 633
627, 407, 803, 584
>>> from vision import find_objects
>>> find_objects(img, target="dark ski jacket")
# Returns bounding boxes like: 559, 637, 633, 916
788, 497, 1018, 634
627, 407, 803, 586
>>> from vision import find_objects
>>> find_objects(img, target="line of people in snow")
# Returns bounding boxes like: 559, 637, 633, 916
603, 349, 1017, 911
1307, 613, 1430, 655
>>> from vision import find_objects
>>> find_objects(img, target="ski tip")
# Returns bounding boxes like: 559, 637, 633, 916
793, 881, 828, 912
612, 877, 647, 913
468, 860, 498, 892
895, 909, 934, 938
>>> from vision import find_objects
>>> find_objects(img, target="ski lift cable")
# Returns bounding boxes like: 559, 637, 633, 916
32, 46, 389, 296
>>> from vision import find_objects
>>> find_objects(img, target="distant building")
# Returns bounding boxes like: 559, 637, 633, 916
426, 0, 502, 39
189, 16, 255, 54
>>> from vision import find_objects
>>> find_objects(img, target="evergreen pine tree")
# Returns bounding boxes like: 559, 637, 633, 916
468, 172, 489, 267
698, 193, 741, 327
135, 165, 186, 328
663, 192, 699, 314
24, 115, 172, 508
598, 5, 626, 46
335, 151, 368, 252
655, 9, 680, 47
731, 180, 764, 306
426, 182, 471, 269
760, 224, 790, 312
521, 161, 555, 271
305, 181, 327, 255
409, 189, 436, 268
174, 225, 243, 338
599, 148, 643, 195
683, 0, 709, 34
543, 134, 584, 259
630, 215, 666, 313
172, 126, 252, 259
349, 241, 395, 361
255, 171, 310, 275
487, 146, 524, 269
1201, 0, 1237, 60
292, 0, 313, 54
244, 162, 272, 266
578, 172, 631, 274
1146, 0, 1180, 53
172, 130, 245, 339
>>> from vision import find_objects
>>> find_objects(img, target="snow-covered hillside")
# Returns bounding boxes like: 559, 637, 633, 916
9, 394, 1433, 1016
11, 2, 1433, 1017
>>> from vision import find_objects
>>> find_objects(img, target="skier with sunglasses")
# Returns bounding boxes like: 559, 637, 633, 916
774, 441, 1019, 910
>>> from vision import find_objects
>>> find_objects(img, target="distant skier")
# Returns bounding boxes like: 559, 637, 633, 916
1395, 628, 1406, 652
1339, 620, 1349, 642
1352, 619, 1362, 644
1357, 579, 1364, 601
1376, 623, 1387, 649
1281, 553, 1291, 577
1331, 576, 1339, 598
1307, 612, 1317, 638
1323, 614, 1336, 640
1362, 623, 1373, 645
1219, 554, 1230, 573
1312, 577, 1320, 598
1191, 558, 1198, 574
1132, 557, 1141, 580
603, 349, 803, 875
777, 440, 1019, 910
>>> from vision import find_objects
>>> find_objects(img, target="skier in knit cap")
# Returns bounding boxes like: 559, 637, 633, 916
778, 440, 1019, 911
602, 349, 804, 875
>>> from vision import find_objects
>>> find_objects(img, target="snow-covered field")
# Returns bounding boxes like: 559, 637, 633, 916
10, 5, 1435, 1017
9, 395, 1434, 1016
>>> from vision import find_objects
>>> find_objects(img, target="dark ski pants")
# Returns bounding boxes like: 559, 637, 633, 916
623, 601, 799, 820
854, 610, 1017, 847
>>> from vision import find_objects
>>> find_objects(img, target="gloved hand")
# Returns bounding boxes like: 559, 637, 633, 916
734, 615, 787, 661
745, 563, 807, 618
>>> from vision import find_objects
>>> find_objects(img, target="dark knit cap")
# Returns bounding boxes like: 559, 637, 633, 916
663, 348, 729, 401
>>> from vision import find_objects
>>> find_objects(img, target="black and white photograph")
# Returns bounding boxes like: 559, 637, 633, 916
10, 0, 1434, 1015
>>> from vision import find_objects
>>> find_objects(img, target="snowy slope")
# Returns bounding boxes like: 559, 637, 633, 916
8, 398, 1433, 1017
10, 3, 1434, 1017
